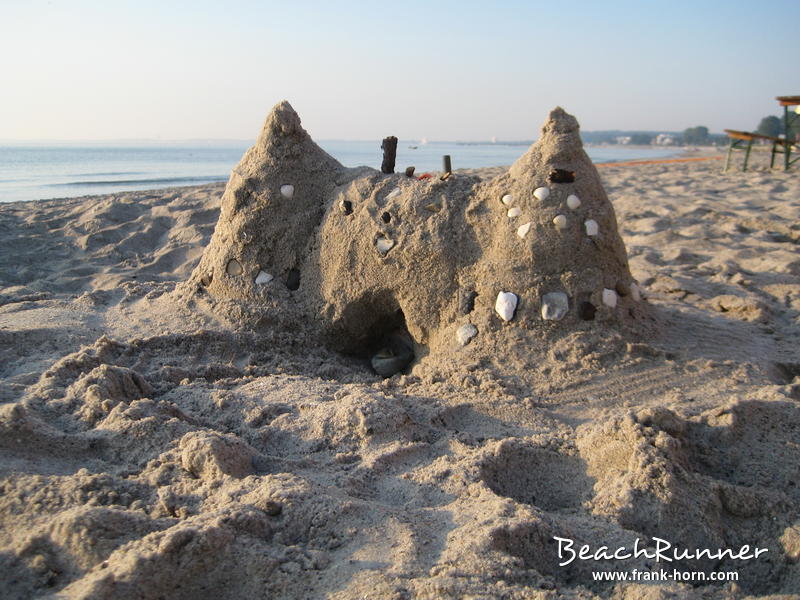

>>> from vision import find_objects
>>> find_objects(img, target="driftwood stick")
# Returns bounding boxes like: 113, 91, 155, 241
381, 136, 398, 174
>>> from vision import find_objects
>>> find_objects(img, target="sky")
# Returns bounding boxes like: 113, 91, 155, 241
1, 0, 798, 142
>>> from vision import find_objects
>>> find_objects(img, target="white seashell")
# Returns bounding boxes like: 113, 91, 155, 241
602, 288, 618, 308
456, 323, 478, 346
255, 271, 273, 285
501, 194, 513, 206
534, 187, 550, 201
386, 187, 401, 200
495, 291, 518, 322
584, 219, 599, 236
552, 214, 567, 230
280, 184, 294, 199
517, 222, 531, 239
566, 194, 581, 210
630, 282, 641, 302
541, 292, 569, 321
507, 207, 522, 218
376, 237, 395, 255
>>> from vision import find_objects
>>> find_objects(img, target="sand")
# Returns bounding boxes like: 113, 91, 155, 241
1, 116, 799, 598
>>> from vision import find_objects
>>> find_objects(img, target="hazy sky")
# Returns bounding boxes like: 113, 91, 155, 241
1, 0, 798, 141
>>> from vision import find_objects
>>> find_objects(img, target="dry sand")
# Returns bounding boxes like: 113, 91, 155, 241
1, 113, 799, 599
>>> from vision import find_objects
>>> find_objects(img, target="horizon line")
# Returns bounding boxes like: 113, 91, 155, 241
0, 130, 704, 146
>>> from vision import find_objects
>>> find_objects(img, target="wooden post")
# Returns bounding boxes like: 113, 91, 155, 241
442, 155, 452, 173
381, 136, 398, 174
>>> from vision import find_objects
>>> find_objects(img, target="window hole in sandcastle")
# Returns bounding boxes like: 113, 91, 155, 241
548, 168, 576, 184
285, 268, 301, 291
579, 301, 596, 321
381, 211, 391, 223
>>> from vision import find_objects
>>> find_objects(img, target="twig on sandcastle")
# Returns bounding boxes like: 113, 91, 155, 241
381, 136, 398, 174
187, 101, 647, 378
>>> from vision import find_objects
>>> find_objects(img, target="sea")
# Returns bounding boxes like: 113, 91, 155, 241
0, 141, 682, 203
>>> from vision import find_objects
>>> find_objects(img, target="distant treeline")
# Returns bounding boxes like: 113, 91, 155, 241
460, 129, 727, 147
463, 117, 799, 147
579, 129, 729, 146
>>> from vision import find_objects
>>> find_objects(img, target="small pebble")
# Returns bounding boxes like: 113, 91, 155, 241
280, 184, 294, 199
456, 323, 478, 346
459, 289, 478, 315
602, 288, 618, 308
534, 187, 550, 201
376, 237, 395, 255
630, 282, 641, 302
386, 187, 401, 200
501, 194, 514, 206
566, 194, 581, 210
541, 292, 569, 321
585, 219, 599, 236
495, 291, 518, 322
552, 214, 567, 230
225, 259, 242, 276
507, 207, 521, 218
517, 222, 531, 239
255, 271, 273, 285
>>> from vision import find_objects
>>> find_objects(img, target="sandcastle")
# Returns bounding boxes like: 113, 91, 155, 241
188, 101, 646, 374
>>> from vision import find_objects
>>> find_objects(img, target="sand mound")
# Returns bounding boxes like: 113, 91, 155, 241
1, 107, 799, 598
187, 102, 649, 375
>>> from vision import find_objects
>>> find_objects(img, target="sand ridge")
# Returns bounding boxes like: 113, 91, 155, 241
0, 110, 799, 598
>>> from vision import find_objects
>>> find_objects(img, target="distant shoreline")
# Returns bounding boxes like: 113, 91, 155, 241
0, 143, 692, 204
1, 149, 731, 208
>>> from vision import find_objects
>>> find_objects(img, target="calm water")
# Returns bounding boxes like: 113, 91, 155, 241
0, 142, 681, 203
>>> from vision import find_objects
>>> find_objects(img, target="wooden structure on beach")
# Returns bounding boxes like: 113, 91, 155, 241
723, 95, 799, 172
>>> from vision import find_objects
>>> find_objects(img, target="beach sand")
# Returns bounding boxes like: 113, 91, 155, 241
1, 156, 799, 598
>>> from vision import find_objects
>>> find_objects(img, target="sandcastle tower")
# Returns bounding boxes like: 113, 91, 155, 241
188, 102, 645, 374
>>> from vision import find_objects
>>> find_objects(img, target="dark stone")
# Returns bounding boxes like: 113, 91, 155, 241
381, 212, 391, 223
405, 166, 416, 177
459, 290, 478, 315
285, 269, 301, 291
341, 200, 353, 215
548, 169, 576, 184
579, 301, 596, 321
